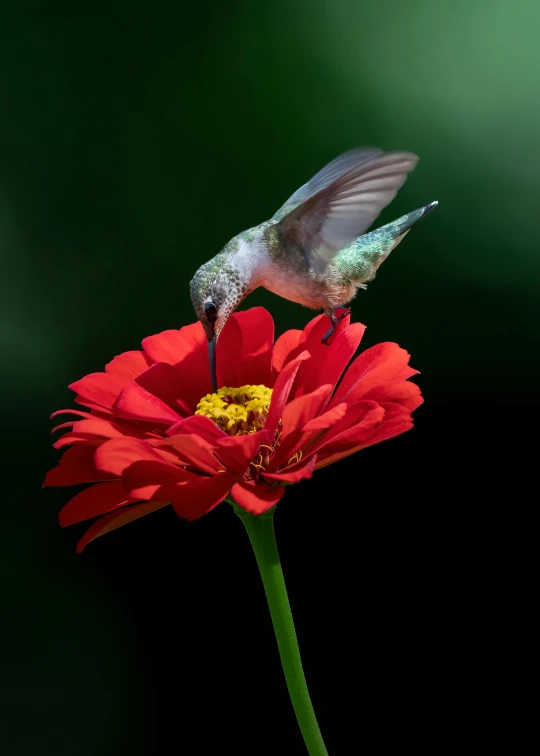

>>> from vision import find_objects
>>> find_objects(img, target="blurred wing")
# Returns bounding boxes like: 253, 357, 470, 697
277, 151, 419, 273
271, 147, 383, 222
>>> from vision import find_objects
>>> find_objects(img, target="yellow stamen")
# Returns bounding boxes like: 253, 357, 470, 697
288, 450, 303, 466
196, 384, 273, 436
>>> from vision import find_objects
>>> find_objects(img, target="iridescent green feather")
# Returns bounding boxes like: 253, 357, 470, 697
333, 205, 430, 284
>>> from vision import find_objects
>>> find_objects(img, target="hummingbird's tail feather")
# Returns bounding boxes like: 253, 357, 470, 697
396, 200, 438, 234
333, 201, 438, 286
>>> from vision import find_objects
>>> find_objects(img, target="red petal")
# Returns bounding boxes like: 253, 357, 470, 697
52, 421, 78, 433
362, 380, 423, 412
231, 481, 285, 514
105, 350, 150, 380
164, 415, 262, 476
44, 445, 116, 487
170, 473, 235, 521
158, 415, 226, 473
271, 329, 303, 376
142, 323, 202, 365
360, 402, 414, 448
315, 402, 408, 468
153, 433, 222, 474
271, 401, 347, 469
50, 409, 96, 421
52, 416, 153, 449
265, 351, 310, 438
76, 500, 170, 553
313, 322, 366, 394
214, 430, 267, 475
313, 401, 384, 455
280, 385, 333, 438
263, 455, 316, 484
72, 417, 126, 438
54, 433, 97, 449
293, 316, 366, 399
268, 385, 333, 467
72, 398, 113, 414
217, 308, 274, 388
165, 414, 226, 442
142, 323, 212, 410
302, 403, 348, 431
122, 459, 200, 500
94, 437, 177, 477
59, 481, 137, 527
395, 366, 419, 381
135, 363, 192, 416
114, 385, 183, 426
69, 372, 135, 412
330, 343, 412, 408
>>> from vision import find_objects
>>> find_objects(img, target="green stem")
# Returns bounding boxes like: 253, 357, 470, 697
235, 506, 329, 756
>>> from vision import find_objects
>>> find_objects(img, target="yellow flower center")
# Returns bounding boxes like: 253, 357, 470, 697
195, 384, 273, 436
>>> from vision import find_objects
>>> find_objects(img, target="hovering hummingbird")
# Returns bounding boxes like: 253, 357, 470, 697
190, 147, 437, 391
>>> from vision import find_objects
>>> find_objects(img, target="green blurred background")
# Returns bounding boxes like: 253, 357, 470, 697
2, 1, 539, 754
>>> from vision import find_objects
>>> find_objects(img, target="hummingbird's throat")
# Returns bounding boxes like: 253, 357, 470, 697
195, 385, 272, 436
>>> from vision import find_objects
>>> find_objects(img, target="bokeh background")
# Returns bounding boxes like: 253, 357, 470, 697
2, 1, 538, 754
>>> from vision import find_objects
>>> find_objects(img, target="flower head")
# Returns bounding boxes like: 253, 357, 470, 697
44, 308, 422, 552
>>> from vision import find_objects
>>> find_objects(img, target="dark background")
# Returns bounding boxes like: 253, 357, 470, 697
1, 1, 538, 754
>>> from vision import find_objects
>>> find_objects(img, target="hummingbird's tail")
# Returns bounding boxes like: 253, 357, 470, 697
333, 200, 438, 285
395, 200, 438, 235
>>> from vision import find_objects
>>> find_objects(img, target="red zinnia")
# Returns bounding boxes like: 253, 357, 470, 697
44, 307, 422, 552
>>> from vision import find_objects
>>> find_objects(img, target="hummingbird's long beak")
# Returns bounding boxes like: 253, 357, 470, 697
208, 336, 218, 393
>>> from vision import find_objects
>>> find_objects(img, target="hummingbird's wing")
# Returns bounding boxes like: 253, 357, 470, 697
271, 148, 383, 222
276, 151, 419, 273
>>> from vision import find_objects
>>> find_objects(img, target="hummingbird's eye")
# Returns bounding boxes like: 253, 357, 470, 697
204, 301, 218, 323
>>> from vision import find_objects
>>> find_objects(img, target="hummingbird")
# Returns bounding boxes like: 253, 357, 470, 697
190, 147, 437, 392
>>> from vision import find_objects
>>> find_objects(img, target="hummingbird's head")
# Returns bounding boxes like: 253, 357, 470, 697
190, 253, 249, 391
190, 253, 248, 341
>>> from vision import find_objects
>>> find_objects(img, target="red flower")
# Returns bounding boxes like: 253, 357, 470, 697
44, 308, 422, 552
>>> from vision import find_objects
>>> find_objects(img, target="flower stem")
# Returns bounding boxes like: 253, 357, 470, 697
234, 506, 329, 756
